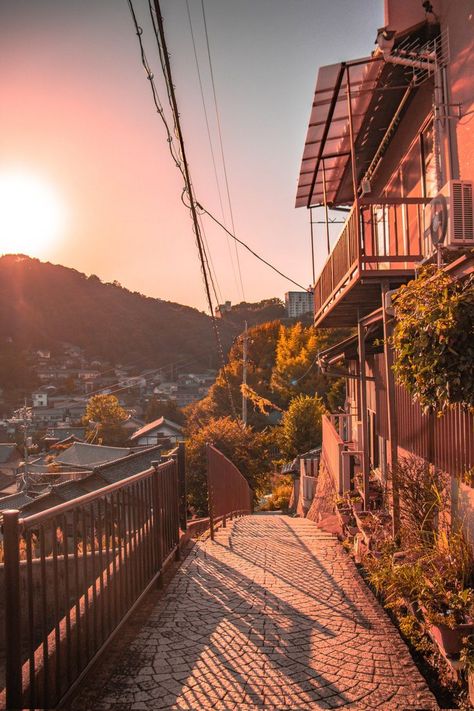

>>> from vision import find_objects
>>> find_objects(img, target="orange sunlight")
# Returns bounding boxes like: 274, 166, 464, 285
0, 169, 67, 257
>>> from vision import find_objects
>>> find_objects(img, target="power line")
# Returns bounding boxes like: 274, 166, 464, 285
185, 0, 225, 222
196, 202, 311, 292
133, 0, 237, 419
185, 0, 241, 299
200, 0, 245, 301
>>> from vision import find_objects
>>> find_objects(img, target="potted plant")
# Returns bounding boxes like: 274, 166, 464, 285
460, 634, 474, 706
421, 584, 474, 657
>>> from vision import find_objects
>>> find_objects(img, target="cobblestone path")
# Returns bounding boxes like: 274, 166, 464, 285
70, 515, 437, 710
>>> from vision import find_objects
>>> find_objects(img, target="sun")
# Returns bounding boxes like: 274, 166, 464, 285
0, 169, 67, 256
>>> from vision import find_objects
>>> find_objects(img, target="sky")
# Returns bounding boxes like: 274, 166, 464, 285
0, 0, 383, 312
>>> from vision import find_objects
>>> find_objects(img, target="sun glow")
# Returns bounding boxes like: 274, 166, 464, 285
0, 170, 67, 256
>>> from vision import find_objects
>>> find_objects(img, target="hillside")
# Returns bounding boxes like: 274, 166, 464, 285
0, 255, 284, 371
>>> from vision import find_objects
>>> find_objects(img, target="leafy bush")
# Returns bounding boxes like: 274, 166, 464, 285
259, 475, 293, 512
392, 268, 474, 413
279, 394, 325, 458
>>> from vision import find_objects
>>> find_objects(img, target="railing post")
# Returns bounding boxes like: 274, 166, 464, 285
177, 441, 187, 532
151, 462, 164, 587
4, 509, 23, 711
206, 444, 215, 541
173, 458, 181, 561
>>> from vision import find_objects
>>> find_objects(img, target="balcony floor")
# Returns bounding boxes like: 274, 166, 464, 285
315, 270, 415, 328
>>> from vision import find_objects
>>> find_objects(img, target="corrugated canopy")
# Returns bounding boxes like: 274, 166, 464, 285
296, 56, 386, 208
295, 53, 418, 208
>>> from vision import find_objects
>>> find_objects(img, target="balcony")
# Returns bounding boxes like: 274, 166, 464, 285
313, 197, 429, 327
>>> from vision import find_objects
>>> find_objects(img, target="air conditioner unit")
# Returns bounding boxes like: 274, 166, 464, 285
426, 180, 474, 250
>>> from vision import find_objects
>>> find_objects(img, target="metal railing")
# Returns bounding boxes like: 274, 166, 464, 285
206, 444, 253, 540
1, 458, 180, 710
314, 199, 426, 315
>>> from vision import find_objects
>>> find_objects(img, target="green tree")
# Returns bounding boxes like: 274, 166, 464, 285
185, 321, 282, 432
279, 394, 325, 458
83, 394, 129, 446
270, 323, 332, 405
185, 416, 275, 515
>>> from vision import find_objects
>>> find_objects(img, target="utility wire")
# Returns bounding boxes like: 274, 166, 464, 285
200, 0, 245, 301
134, 0, 237, 419
197, 202, 311, 292
185, 0, 240, 298
185, 0, 225, 223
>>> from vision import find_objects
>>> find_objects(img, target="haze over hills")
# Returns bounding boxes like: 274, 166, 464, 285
0, 255, 285, 371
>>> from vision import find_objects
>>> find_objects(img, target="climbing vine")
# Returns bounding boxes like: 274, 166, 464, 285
392, 266, 474, 413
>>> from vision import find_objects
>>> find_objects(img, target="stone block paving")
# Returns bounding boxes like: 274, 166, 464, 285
69, 515, 438, 710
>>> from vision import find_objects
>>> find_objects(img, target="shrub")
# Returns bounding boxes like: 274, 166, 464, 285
392, 268, 474, 413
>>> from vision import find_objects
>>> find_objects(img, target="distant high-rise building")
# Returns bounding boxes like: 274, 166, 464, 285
284, 291, 313, 318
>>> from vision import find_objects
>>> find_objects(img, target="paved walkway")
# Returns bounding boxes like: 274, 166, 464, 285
70, 515, 437, 710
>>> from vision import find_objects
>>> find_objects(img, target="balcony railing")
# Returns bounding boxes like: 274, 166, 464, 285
314, 198, 427, 316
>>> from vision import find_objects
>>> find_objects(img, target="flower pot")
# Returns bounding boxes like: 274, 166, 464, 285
428, 622, 474, 658
468, 671, 474, 708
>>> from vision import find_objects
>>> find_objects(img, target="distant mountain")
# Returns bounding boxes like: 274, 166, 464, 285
0, 255, 284, 372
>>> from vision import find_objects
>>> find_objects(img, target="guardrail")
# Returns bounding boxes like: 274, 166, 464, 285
206, 444, 253, 540
1, 458, 179, 710
314, 199, 426, 316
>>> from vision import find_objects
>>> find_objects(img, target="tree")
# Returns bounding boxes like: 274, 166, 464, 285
185, 321, 282, 432
270, 323, 332, 405
145, 397, 185, 425
83, 394, 129, 446
279, 394, 325, 459
185, 416, 276, 515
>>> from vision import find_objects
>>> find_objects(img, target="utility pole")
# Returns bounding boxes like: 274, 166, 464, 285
21, 399, 31, 493
242, 322, 248, 426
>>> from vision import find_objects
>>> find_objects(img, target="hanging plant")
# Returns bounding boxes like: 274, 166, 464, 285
392, 266, 474, 413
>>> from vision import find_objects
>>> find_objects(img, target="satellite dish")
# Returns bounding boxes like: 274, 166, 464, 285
429, 193, 448, 246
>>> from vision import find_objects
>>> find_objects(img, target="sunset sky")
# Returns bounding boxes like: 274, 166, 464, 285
0, 0, 383, 311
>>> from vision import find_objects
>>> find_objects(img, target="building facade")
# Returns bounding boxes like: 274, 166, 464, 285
284, 291, 314, 318
296, 0, 474, 534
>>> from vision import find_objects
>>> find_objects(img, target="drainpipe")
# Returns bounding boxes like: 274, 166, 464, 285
357, 316, 370, 511
382, 282, 400, 539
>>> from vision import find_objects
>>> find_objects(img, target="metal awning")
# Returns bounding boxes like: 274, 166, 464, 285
296, 56, 381, 208
295, 52, 421, 209
295, 18, 439, 210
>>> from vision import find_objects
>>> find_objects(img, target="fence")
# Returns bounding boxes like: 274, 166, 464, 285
395, 384, 474, 477
1, 458, 180, 710
206, 444, 253, 540
321, 415, 345, 494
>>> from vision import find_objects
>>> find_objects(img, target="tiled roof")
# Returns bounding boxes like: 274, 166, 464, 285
97, 445, 163, 484
130, 417, 182, 441
55, 442, 132, 468
0, 491, 34, 511
0, 443, 18, 464
15, 446, 164, 515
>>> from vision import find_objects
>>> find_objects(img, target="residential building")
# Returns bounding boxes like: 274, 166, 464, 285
54, 442, 133, 470
284, 291, 314, 318
129, 417, 182, 447
296, 0, 474, 533
32, 391, 48, 408
0, 445, 164, 515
